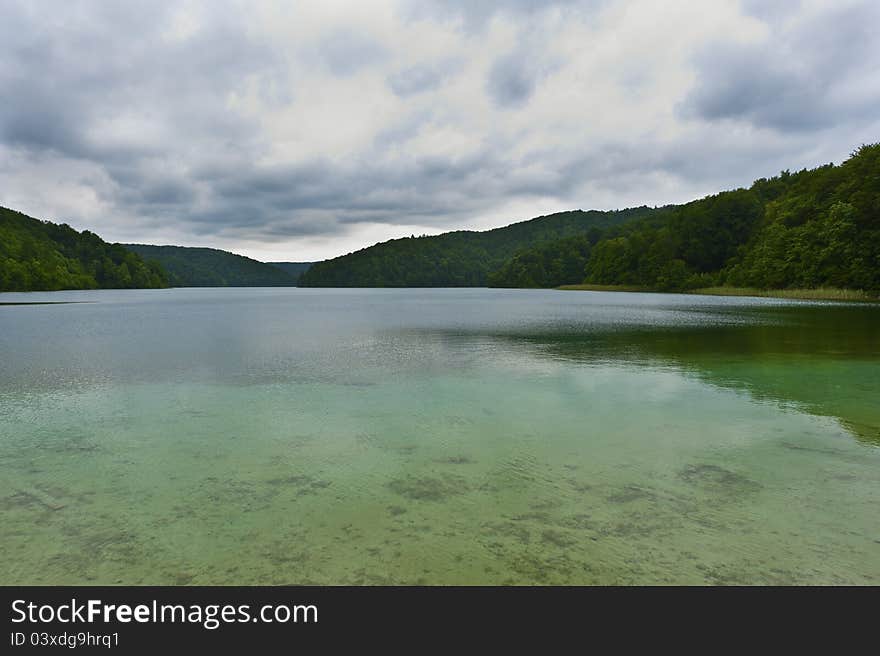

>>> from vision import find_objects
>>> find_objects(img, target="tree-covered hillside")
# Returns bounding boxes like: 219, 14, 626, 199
490, 144, 880, 292
298, 208, 654, 287
267, 261, 312, 283
124, 245, 299, 287
724, 144, 879, 290
488, 228, 606, 289
0, 206, 168, 291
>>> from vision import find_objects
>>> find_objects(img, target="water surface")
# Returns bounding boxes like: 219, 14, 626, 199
1, 288, 878, 584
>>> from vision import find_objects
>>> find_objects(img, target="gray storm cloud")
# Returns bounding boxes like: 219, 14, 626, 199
681, 2, 880, 132
487, 53, 540, 107
387, 60, 459, 96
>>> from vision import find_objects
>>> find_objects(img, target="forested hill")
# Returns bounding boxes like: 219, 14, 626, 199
0, 206, 168, 291
490, 144, 880, 292
297, 207, 655, 287
124, 244, 299, 287
267, 261, 313, 283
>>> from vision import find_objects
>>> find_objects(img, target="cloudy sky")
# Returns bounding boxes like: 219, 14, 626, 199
1, 0, 878, 261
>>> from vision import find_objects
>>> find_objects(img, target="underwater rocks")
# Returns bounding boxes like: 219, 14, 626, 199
678, 464, 761, 494
387, 474, 469, 502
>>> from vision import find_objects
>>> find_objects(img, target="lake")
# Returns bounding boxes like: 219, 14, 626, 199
1, 288, 878, 584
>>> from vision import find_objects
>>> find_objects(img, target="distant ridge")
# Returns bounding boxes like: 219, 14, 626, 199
123, 244, 298, 287
298, 207, 654, 287
267, 261, 312, 282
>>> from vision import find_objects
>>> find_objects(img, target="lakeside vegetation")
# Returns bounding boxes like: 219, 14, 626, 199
495, 144, 879, 295
1, 206, 167, 291
559, 284, 878, 302
691, 287, 878, 302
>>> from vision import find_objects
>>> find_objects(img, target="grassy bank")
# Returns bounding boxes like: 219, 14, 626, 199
691, 287, 878, 302
558, 284, 878, 302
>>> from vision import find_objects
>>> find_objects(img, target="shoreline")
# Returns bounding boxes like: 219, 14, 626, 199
557, 284, 880, 303
0, 301, 94, 305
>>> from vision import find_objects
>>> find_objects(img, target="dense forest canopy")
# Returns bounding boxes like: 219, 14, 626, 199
0, 206, 167, 291
123, 245, 300, 287
491, 144, 880, 292
488, 230, 604, 289
298, 208, 654, 287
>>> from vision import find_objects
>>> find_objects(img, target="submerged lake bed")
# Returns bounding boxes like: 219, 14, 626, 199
1, 288, 878, 584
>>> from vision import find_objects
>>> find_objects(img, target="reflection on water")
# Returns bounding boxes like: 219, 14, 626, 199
477, 304, 880, 445
1, 288, 878, 584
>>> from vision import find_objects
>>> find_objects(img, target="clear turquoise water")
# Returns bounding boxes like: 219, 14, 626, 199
1, 288, 878, 584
